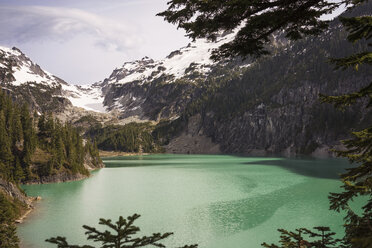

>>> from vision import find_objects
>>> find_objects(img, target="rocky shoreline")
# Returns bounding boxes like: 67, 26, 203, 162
15, 196, 41, 224
99, 150, 150, 157
0, 164, 104, 229
24, 172, 90, 185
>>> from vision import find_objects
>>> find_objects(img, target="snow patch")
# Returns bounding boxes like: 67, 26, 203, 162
61, 84, 107, 113
110, 32, 236, 85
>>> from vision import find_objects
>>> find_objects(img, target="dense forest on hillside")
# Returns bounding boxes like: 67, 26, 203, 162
86, 122, 164, 153
0, 88, 102, 247
0, 88, 101, 184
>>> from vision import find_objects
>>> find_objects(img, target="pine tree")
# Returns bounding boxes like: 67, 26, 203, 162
318, 15, 372, 248
37, 113, 46, 141
262, 227, 342, 248
13, 157, 24, 183
157, 0, 368, 59
0, 193, 20, 248
0, 110, 14, 180
21, 103, 36, 165
11, 107, 23, 148
54, 133, 65, 169
46, 214, 197, 248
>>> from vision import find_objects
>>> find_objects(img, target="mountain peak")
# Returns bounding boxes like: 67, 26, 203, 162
101, 31, 241, 87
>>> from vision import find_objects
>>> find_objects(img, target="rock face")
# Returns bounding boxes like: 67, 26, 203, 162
25, 172, 88, 185
165, 114, 221, 154
0, 178, 31, 207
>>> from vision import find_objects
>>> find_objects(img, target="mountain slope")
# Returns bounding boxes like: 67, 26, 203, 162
99, 31, 252, 120
0, 46, 106, 114
97, 3, 371, 156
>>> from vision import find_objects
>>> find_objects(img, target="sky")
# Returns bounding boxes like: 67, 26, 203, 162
0, 0, 189, 85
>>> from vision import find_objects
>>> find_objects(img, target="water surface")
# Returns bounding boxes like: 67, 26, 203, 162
18, 155, 351, 248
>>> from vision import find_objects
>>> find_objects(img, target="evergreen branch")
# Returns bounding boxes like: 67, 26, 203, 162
329, 52, 372, 70
319, 82, 372, 109
47, 214, 195, 248
339, 16, 372, 43
45, 236, 94, 248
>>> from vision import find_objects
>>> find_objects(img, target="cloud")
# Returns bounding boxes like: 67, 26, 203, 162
0, 5, 143, 51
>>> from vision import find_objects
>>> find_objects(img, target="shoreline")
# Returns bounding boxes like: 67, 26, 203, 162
99, 150, 150, 157
15, 196, 41, 224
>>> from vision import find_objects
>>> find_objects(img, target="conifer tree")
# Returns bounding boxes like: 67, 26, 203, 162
21, 103, 36, 165
0, 110, 14, 180
54, 133, 65, 168
37, 113, 47, 142
262, 227, 342, 248
0, 193, 20, 248
319, 15, 372, 248
11, 107, 23, 148
46, 214, 197, 248
158, 0, 368, 59
13, 157, 24, 183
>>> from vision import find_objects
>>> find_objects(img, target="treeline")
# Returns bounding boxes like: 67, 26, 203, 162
0, 89, 101, 184
86, 122, 164, 153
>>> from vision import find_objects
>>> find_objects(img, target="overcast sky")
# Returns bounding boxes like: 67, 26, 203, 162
0, 0, 189, 85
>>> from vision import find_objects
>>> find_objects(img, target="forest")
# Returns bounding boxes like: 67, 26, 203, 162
0, 88, 101, 184
86, 122, 164, 153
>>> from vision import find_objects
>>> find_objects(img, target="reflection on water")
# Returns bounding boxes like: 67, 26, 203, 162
18, 155, 350, 248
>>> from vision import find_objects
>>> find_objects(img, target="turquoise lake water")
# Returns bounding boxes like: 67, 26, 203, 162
18, 154, 351, 248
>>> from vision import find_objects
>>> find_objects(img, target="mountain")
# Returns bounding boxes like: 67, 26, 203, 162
1, 3, 370, 157
0, 46, 106, 114
95, 3, 371, 156
99, 31, 252, 121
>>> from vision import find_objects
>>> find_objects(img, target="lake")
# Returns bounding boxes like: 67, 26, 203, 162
18, 154, 351, 248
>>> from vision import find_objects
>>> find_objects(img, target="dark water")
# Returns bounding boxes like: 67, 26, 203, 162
18, 155, 351, 248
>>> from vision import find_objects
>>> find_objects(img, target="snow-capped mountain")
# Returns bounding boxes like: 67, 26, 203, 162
0, 46, 106, 113
0, 28, 250, 121
99, 32, 252, 119
0, 31, 243, 118
103, 32, 238, 86
0, 46, 63, 87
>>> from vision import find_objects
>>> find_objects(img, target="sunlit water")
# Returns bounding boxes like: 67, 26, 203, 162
18, 154, 352, 248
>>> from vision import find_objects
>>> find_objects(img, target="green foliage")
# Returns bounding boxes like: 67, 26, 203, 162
264, 8, 372, 248
0, 192, 21, 248
73, 115, 102, 134
319, 14, 372, 248
262, 227, 342, 248
87, 122, 164, 153
158, 0, 367, 59
152, 118, 188, 146
46, 214, 197, 248
0, 88, 101, 183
